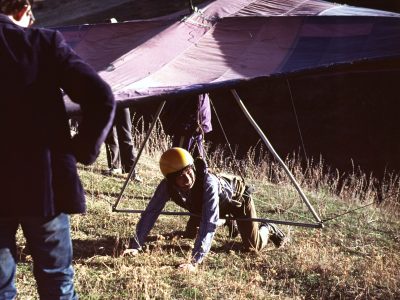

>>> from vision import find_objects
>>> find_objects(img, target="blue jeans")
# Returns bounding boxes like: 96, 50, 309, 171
0, 213, 77, 300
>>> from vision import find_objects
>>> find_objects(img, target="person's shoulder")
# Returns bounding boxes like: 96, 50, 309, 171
1, 20, 55, 39
152, 179, 171, 199
156, 178, 168, 189
203, 172, 218, 186
23, 26, 60, 45
25, 25, 56, 35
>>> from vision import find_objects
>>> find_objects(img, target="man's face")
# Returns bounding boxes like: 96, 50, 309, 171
21, 4, 35, 27
174, 166, 195, 192
10, 3, 35, 28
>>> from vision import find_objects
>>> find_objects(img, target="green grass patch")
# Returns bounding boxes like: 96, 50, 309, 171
13, 137, 400, 299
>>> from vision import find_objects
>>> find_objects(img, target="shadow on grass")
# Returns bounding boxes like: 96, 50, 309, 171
73, 236, 127, 258
16, 236, 126, 262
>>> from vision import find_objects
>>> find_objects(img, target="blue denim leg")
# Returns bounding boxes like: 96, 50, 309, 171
21, 213, 77, 300
0, 219, 19, 300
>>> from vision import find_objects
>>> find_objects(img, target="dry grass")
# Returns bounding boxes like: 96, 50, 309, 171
13, 122, 400, 300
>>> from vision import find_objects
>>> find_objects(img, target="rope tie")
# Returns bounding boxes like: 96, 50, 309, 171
209, 95, 246, 181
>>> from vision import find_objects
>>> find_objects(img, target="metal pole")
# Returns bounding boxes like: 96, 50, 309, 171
230, 89, 323, 224
113, 208, 323, 228
112, 100, 166, 211
189, 0, 195, 13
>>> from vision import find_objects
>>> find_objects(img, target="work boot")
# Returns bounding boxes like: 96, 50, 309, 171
103, 168, 123, 176
130, 173, 143, 183
267, 223, 286, 248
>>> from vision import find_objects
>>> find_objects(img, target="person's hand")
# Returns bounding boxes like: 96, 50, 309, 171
122, 248, 140, 257
178, 263, 197, 272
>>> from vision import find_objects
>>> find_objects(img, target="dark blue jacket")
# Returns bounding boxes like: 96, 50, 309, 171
0, 15, 115, 217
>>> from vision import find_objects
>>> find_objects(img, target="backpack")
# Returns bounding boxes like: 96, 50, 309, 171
194, 157, 248, 209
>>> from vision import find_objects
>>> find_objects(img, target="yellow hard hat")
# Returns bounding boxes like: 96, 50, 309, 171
159, 147, 194, 177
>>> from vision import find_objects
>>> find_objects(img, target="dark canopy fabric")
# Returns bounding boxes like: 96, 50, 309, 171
60, 0, 400, 113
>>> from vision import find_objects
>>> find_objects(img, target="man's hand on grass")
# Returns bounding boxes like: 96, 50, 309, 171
178, 263, 197, 272
122, 248, 140, 257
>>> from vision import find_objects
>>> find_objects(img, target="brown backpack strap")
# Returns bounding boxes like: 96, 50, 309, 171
231, 176, 246, 200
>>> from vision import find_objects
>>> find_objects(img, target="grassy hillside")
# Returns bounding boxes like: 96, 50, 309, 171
33, 0, 208, 26
32, 0, 400, 27
13, 127, 400, 299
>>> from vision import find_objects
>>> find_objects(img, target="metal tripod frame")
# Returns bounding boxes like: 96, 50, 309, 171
112, 92, 324, 229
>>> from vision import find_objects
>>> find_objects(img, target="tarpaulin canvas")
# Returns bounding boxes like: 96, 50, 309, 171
58, 0, 400, 113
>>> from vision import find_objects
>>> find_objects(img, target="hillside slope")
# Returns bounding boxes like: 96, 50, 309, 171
14, 145, 400, 299
33, 0, 400, 27
34, 0, 206, 26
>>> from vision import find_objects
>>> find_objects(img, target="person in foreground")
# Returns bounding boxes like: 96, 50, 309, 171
0, 0, 115, 299
123, 148, 286, 272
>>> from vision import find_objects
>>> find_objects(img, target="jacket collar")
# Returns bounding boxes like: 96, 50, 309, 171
0, 14, 17, 25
